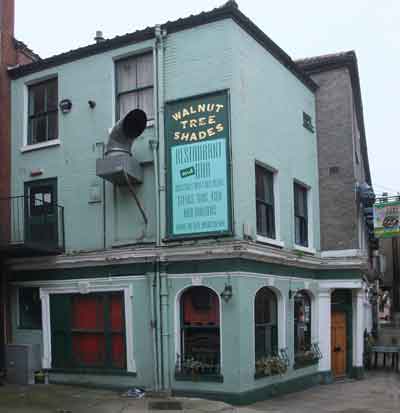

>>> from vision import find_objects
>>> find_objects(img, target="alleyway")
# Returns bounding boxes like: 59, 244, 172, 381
0, 372, 399, 412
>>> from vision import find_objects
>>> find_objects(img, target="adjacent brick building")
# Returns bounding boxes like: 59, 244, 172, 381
0, 0, 39, 371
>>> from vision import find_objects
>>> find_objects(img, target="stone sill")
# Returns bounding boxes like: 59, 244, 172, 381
46, 368, 137, 377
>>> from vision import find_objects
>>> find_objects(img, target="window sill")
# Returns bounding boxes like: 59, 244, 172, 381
21, 139, 61, 153
256, 235, 285, 248
46, 368, 137, 377
174, 373, 223, 383
293, 244, 316, 255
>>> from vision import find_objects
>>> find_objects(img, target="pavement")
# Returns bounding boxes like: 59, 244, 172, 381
0, 371, 399, 412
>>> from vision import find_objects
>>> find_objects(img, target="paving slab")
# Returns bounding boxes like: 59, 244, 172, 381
0, 372, 399, 412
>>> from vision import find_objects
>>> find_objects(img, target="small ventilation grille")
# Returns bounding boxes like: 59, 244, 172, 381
329, 166, 340, 175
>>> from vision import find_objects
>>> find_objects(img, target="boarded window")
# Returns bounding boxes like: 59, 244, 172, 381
50, 292, 126, 370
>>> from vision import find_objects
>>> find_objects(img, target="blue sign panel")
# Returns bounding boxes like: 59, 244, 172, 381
165, 91, 231, 238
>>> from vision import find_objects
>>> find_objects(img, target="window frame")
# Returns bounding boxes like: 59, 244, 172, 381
293, 290, 312, 356
176, 286, 222, 379
40, 283, 136, 373
255, 163, 276, 240
115, 52, 154, 122
294, 182, 309, 247
254, 287, 278, 361
27, 77, 59, 146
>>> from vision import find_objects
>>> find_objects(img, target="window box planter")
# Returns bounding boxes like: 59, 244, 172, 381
255, 355, 288, 379
293, 355, 319, 369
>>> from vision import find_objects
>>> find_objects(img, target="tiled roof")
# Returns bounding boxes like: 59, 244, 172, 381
7, 1, 317, 91
297, 51, 372, 186
13, 38, 41, 61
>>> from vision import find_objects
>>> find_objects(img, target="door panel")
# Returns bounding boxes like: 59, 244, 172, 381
24, 179, 58, 248
331, 311, 347, 377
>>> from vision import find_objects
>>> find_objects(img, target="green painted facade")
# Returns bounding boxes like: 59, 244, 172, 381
7, 12, 362, 402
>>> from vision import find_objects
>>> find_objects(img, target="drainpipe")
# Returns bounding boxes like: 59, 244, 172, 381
154, 24, 170, 391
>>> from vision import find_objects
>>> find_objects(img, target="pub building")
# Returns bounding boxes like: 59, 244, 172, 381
1, 1, 374, 404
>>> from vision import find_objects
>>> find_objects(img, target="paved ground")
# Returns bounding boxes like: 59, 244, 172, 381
0, 372, 399, 412
246, 372, 400, 413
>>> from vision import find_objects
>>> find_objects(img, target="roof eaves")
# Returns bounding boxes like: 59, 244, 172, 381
8, 2, 317, 92
298, 51, 372, 185
13, 38, 41, 62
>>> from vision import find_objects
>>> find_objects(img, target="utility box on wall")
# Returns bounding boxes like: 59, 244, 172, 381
5, 344, 41, 385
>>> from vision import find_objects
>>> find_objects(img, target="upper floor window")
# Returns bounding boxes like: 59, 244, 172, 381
28, 78, 58, 145
294, 182, 308, 247
256, 164, 275, 239
115, 53, 154, 121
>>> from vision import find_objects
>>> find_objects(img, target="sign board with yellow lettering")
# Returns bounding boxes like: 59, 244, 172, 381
374, 200, 400, 238
165, 90, 232, 238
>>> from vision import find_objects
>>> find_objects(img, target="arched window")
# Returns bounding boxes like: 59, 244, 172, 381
177, 286, 220, 376
294, 290, 312, 356
254, 287, 278, 360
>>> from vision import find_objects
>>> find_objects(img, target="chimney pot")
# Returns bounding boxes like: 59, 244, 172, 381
94, 30, 104, 43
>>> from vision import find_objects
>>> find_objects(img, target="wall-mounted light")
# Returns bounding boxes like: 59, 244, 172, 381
88, 100, 96, 109
221, 283, 233, 303
59, 99, 72, 114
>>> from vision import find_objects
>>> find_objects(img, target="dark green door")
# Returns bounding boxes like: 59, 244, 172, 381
24, 178, 58, 249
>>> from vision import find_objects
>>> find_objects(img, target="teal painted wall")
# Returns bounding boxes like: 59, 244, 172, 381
11, 18, 319, 253
10, 278, 156, 389
167, 273, 319, 395
229, 23, 319, 249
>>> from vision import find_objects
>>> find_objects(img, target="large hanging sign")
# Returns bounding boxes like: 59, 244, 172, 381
165, 91, 232, 239
374, 200, 400, 238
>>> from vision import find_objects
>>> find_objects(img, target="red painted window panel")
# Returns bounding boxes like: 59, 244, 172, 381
72, 334, 105, 366
72, 295, 104, 330
111, 334, 125, 368
182, 287, 219, 326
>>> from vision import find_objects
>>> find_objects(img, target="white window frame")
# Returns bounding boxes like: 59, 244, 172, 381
40, 281, 136, 372
252, 284, 286, 366
21, 75, 60, 152
293, 180, 315, 254
255, 161, 284, 247
174, 284, 223, 375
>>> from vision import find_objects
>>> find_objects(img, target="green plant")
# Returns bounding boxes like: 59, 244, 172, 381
255, 355, 287, 377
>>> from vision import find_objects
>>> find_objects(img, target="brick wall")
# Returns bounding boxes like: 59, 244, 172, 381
310, 68, 359, 251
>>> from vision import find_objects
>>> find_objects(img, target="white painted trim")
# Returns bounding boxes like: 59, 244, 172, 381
316, 289, 331, 372
21, 139, 61, 153
256, 235, 285, 248
353, 289, 364, 367
293, 244, 316, 255
319, 279, 363, 290
174, 284, 223, 375
254, 161, 282, 244
321, 249, 365, 258
39, 281, 136, 372
11, 275, 146, 288
252, 285, 286, 364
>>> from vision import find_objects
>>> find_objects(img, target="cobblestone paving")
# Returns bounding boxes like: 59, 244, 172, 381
245, 372, 400, 413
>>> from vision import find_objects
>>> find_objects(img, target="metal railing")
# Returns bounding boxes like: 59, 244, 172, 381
0, 195, 65, 254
